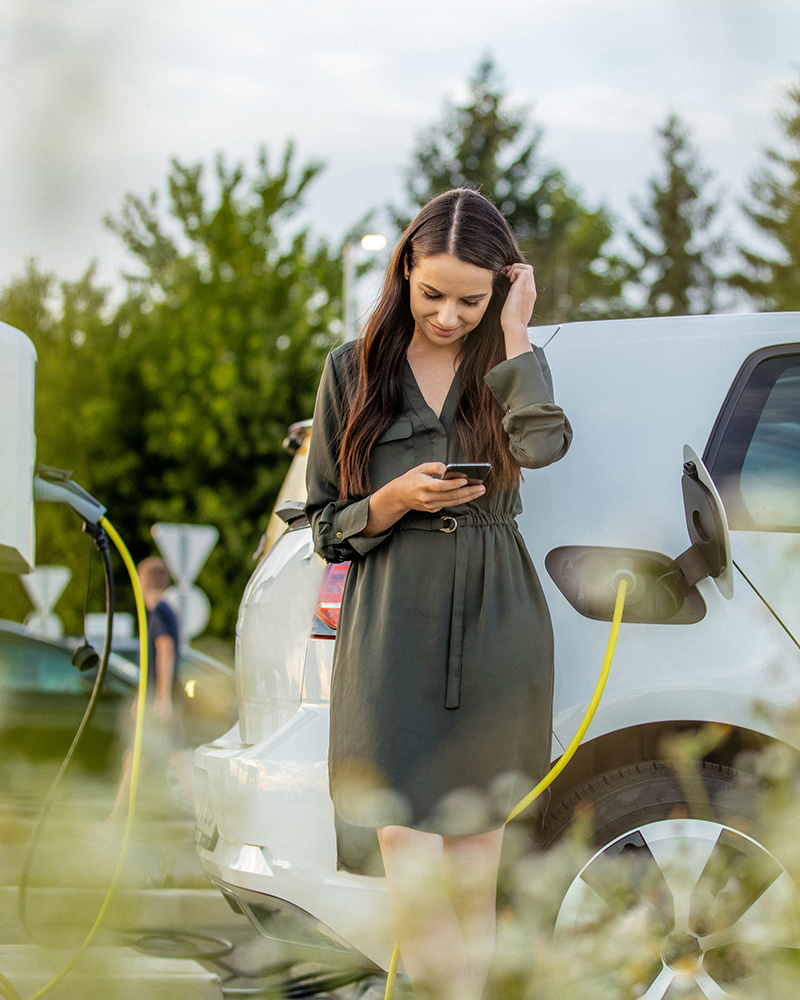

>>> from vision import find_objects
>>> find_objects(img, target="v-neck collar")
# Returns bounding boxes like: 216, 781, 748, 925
403, 359, 461, 434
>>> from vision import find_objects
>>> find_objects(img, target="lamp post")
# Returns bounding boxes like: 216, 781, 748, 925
342, 234, 387, 342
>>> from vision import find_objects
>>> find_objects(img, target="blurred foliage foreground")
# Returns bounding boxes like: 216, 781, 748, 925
0, 144, 343, 637
4, 711, 800, 997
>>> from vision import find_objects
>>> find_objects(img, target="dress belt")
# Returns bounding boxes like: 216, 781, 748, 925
399, 512, 518, 710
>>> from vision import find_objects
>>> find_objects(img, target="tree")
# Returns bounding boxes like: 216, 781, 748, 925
99, 145, 343, 634
627, 114, 724, 316
399, 57, 629, 322
0, 146, 344, 639
730, 81, 800, 310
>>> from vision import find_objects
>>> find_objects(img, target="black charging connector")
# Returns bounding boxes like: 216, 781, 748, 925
70, 521, 114, 671
71, 642, 100, 671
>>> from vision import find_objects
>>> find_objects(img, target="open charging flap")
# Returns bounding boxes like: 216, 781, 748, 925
546, 445, 734, 623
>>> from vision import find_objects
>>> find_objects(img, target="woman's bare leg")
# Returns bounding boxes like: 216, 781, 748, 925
442, 827, 505, 999
378, 825, 475, 1000
378, 824, 504, 1000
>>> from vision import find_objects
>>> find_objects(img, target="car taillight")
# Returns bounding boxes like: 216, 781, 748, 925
310, 561, 350, 638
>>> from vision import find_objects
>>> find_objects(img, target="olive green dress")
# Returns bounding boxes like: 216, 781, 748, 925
305, 341, 572, 834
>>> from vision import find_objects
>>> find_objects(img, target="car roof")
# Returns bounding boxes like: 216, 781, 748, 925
540, 311, 800, 347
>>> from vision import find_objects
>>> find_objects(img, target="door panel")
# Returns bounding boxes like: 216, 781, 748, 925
731, 533, 800, 642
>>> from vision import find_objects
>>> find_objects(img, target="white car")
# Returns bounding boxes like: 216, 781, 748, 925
193, 312, 800, 996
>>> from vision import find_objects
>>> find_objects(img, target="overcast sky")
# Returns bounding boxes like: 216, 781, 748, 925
2, 0, 798, 295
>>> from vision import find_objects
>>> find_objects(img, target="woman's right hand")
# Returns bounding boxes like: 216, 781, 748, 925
363, 463, 485, 536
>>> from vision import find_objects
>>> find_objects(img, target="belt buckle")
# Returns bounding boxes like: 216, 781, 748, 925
439, 516, 457, 533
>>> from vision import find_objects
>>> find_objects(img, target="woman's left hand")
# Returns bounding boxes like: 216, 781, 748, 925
500, 263, 536, 355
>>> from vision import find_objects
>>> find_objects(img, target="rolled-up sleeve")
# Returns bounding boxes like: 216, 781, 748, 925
305, 350, 393, 562
484, 348, 573, 469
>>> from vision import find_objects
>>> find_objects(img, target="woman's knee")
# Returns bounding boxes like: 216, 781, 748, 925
378, 824, 441, 858
442, 827, 505, 886
443, 826, 504, 859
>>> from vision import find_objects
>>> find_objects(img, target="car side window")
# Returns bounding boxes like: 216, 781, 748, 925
706, 347, 800, 532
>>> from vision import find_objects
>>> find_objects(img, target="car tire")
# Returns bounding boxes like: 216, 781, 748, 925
541, 761, 798, 999
540, 760, 758, 849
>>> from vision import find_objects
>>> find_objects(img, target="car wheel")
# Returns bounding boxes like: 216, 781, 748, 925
542, 761, 799, 998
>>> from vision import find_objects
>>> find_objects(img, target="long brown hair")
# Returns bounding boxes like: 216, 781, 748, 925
339, 189, 527, 497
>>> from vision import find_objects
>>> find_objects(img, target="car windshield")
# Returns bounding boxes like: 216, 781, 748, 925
0, 625, 133, 694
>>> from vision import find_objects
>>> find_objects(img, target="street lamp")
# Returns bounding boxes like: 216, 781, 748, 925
342, 234, 387, 342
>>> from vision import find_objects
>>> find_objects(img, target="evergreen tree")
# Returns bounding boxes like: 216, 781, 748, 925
730, 81, 800, 310
400, 57, 629, 323
627, 114, 724, 316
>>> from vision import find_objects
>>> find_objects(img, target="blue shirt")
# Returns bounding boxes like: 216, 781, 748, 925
146, 599, 180, 688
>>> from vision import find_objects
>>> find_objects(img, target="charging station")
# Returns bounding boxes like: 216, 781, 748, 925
0, 322, 36, 575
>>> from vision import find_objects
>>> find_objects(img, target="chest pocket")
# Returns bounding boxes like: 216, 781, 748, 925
370, 417, 414, 488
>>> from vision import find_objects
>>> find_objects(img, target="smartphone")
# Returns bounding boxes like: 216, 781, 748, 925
440, 462, 492, 486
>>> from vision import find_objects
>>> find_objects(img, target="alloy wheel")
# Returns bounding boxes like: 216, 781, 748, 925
555, 817, 799, 998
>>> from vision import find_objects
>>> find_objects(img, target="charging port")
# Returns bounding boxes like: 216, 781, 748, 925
546, 546, 706, 624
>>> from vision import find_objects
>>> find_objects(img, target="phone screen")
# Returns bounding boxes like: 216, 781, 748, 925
441, 463, 491, 485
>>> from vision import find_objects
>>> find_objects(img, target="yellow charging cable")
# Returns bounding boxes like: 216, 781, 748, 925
506, 576, 628, 822
0, 517, 149, 1000
383, 577, 629, 1000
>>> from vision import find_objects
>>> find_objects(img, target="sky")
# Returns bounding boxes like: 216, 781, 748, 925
2, 0, 799, 297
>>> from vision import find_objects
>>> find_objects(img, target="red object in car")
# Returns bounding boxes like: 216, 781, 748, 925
311, 562, 350, 636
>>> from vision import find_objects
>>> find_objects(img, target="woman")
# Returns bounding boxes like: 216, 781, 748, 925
305, 189, 572, 1000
